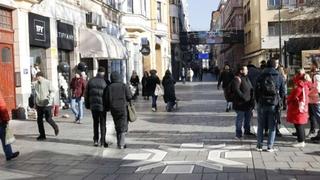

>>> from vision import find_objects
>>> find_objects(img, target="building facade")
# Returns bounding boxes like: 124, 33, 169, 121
0, 0, 127, 113
243, 0, 320, 70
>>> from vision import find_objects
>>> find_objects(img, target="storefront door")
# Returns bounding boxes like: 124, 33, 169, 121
0, 43, 15, 110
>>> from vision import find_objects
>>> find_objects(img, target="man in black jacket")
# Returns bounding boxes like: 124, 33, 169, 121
233, 65, 255, 139
85, 67, 108, 147
217, 64, 234, 112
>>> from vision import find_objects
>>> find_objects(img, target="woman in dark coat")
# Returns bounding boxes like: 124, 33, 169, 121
147, 70, 160, 112
142, 71, 150, 100
104, 72, 132, 149
162, 70, 176, 112
130, 71, 140, 100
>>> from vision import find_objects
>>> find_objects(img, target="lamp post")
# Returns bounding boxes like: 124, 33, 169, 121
278, 1, 282, 64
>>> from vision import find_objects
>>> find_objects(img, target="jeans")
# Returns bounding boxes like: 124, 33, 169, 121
235, 110, 252, 137
152, 95, 158, 109
294, 124, 305, 142
309, 104, 320, 135
36, 106, 58, 138
257, 105, 277, 149
92, 110, 106, 143
71, 97, 84, 120
0, 126, 13, 159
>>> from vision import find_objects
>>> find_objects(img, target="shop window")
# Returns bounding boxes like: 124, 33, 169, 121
1, 47, 11, 63
0, 8, 12, 30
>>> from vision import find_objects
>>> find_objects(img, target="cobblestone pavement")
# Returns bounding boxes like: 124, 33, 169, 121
1, 74, 320, 180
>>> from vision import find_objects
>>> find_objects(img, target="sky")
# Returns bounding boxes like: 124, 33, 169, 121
187, 0, 220, 31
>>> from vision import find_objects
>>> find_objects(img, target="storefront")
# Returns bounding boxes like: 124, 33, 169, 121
57, 21, 74, 107
28, 12, 51, 80
0, 6, 15, 111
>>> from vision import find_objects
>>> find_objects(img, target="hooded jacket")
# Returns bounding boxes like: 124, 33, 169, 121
162, 71, 176, 103
0, 91, 10, 125
85, 74, 107, 111
255, 67, 286, 105
104, 72, 132, 132
287, 74, 312, 124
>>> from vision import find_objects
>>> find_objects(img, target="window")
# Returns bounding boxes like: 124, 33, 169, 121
268, 0, 281, 8
283, 0, 297, 7
1, 47, 11, 63
268, 22, 279, 36
171, 17, 178, 34
127, 0, 133, 13
0, 8, 12, 30
157, 2, 162, 22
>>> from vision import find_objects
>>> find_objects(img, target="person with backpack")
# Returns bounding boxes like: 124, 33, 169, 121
287, 71, 312, 148
104, 71, 132, 149
309, 60, 320, 142
255, 58, 286, 152
218, 64, 234, 112
232, 65, 255, 139
85, 67, 108, 147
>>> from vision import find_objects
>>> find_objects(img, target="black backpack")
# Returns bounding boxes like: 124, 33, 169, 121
225, 76, 241, 102
257, 74, 278, 105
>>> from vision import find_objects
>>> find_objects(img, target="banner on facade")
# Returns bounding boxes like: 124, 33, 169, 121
57, 21, 74, 51
29, 13, 51, 48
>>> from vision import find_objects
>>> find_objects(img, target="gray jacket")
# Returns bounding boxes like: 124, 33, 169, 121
33, 78, 55, 107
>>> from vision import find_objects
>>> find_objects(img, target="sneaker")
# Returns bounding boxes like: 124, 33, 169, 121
117, 145, 127, 149
292, 132, 297, 136
225, 108, 229, 112
306, 131, 316, 139
36, 136, 46, 141
311, 136, 320, 142
266, 148, 278, 152
234, 136, 243, 140
54, 126, 59, 136
93, 141, 99, 147
76, 120, 81, 124
152, 108, 156, 112
6, 152, 20, 161
244, 132, 256, 136
256, 146, 263, 152
293, 142, 305, 148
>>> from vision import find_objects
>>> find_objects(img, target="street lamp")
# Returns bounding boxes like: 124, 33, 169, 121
278, 1, 282, 64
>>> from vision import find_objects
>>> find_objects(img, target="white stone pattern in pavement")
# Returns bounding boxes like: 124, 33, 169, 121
120, 143, 252, 174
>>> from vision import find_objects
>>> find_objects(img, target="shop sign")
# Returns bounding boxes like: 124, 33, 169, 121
57, 21, 74, 51
29, 13, 51, 48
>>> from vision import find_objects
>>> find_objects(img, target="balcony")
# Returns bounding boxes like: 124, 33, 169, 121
122, 13, 151, 33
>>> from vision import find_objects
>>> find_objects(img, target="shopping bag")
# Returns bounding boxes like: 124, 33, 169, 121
127, 103, 137, 122
154, 84, 163, 96
5, 126, 16, 145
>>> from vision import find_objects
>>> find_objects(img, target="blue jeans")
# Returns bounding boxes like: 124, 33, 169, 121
71, 97, 84, 120
257, 105, 277, 149
152, 95, 158, 109
235, 110, 252, 137
0, 126, 13, 159
309, 104, 320, 136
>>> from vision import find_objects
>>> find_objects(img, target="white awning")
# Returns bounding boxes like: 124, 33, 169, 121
79, 28, 128, 59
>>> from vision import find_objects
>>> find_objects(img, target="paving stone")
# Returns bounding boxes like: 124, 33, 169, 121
103, 174, 118, 180
115, 167, 137, 174
264, 162, 290, 169
115, 174, 144, 180
176, 174, 202, 180
150, 166, 166, 173
309, 162, 320, 169
123, 153, 152, 160
228, 173, 255, 180
193, 165, 204, 173
296, 175, 320, 180
202, 174, 217, 180
290, 156, 316, 162
141, 174, 157, 180
83, 174, 106, 180
225, 151, 252, 158
162, 165, 194, 174
288, 162, 311, 169
154, 174, 177, 180
216, 173, 228, 180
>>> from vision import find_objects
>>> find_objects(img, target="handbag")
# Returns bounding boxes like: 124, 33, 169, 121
154, 84, 163, 96
5, 125, 16, 145
127, 102, 137, 122
298, 87, 308, 113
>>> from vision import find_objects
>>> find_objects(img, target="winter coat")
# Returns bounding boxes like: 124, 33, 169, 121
33, 78, 55, 107
147, 74, 160, 95
247, 64, 261, 88
0, 91, 10, 126
255, 67, 286, 105
142, 76, 150, 96
218, 70, 234, 89
130, 76, 140, 86
162, 73, 176, 103
105, 72, 132, 133
70, 77, 86, 98
233, 75, 254, 111
309, 71, 320, 104
85, 74, 107, 112
287, 75, 312, 125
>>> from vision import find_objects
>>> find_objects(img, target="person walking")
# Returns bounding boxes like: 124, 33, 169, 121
233, 65, 255, 139
104, 72, 132, 149
85, 67, 108, 147
287, 71, 312, 148
255, 59, 286, 152
217, 64, 234, 112
130, 71, 140, 100
0, 91, 19, 161
70, 71, 86, 124
162, 70, 177, 112
142, 71, 150, 100
309, 60, 320, 142
181, 67, 186, 84
147, 70, 161, 112
189, 68, 194, 82
33, 72, 59, 141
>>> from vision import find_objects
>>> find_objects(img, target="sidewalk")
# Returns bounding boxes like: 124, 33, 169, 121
1, 80, 320, 180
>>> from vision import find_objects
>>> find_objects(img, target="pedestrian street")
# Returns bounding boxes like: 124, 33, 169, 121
1, 77, 320, 180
